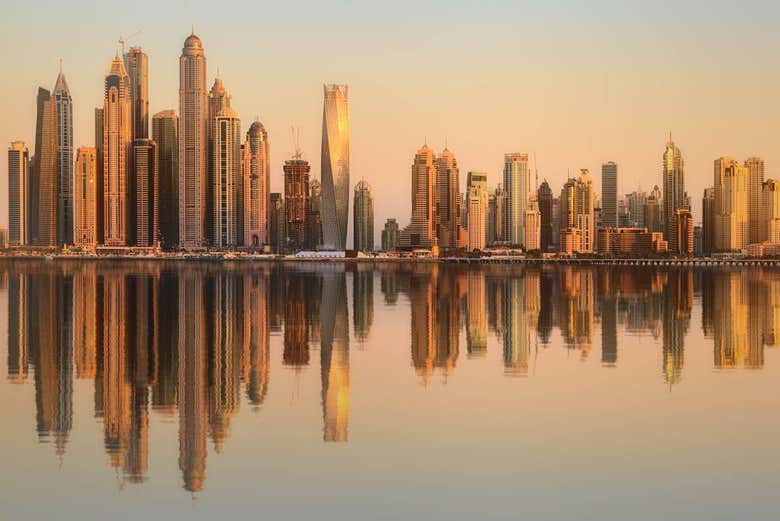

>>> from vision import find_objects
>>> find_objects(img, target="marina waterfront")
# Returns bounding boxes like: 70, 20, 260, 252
1, 261, 779, 519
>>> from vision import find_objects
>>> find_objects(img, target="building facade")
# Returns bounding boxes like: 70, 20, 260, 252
124, 47, 149, 139
714, 157, 749, 251
179, 32, 208, 248
745, 157, 765, 243
601, 162, 618, 228
321, 84, 350, 250
353, 180, 374, 252
504, 153, 530, 246
559, 170, 594, 254
284, 158, 310, 250
103, 55, 132, 246
663, 137, 686, 242
211, 107, 241, 247
762, 179, 780, 243
467, 185, 488, 251
53, 67, 73, 246
33, 87, 58, 246
74, 147, 97, 247
241, 121, 269, 248
8, 141, 28, 245
538, 181, 553, 251
672, 209, 694, 256
133, 139, 158, 247
382, 218, 400, 251
400, 145, 437, 248
152, 110, 178, 249
436, 148, 460, 248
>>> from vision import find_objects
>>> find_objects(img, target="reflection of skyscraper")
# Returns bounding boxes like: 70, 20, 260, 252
284, 274, 310, 366
352, 266, 374, 341
466, 270, 488, 358
436, 148, 460, 248
321, 84, 350, 250
178, 269, 208, 492
662, 268, 691, 384
7, 274, 27, 383
243, 273, 270, 406
599, 273, 618, 366
503, 271, 539, 375
712, 271, 763, 369
73, 267, 97, 379
320, 269, 350, 441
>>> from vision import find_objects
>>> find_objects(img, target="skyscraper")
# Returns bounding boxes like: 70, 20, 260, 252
436, 148, 460, 248
663, 136, 686, 242
353, 180, 374, 252
467, 184, 487, 251
179, 31, 208, 248
762, 179, 780, 243
745, 157, 765, 243
465, 171, 488, 230
269, 193, 286, 253
133, 139, 158, 246
559, 170, 594, 253
152, 110, 178, 249
400, 145, 437, 248
284, 157, 310, 250
702, 187, 716, 255
320, 84, 350, 250
601, 162, 617, 228
538, 180, 553, 251
8, 141, 28, 246
672, 209, 694, 256
33, 87, 58, 246
53, 65, 73, 246
207, 78, 231, 244
103, 54, 132, 246
626, 190, 646, 228
504, 153, 530, 246
525, 201, 541, 251
124, 47, 149, 139
493, 185, 507, 244
211, 107, 241, 247
644, 185, 663, 234
306, 179, 323, 250
241, 121, 270, 248
714, 157, 748, 251
94, 108, 105, 243
381, 218, 399, 251
74, 147, 97, 248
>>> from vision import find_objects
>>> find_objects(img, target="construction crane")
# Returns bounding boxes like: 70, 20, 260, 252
290, 126, 303, 160
118, 30, 143, 55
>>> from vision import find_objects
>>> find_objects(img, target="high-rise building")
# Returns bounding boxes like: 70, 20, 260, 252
207, 78, 231, 244
525, 201, 541, 251
133, 139, 158, 247
745, 157, 765, 243
241, 121, 269, 248
103, 54, 132, 246
124, 47, 149, 139
53, 65, 73, 246
353, 180, 374, 252
152, 110, 178, 249
94, 108, 105, 243
306, 179, 323, 250
672, 209, 694, 256
269, 193, 285, 253
465, 171, 488, 229
644, 185, 663, 233
663, 136, 686, 242
559, 169, 594, 253
538, 180, 553, 251
601, 162, 618, 228
74, 147, 97, 247
504, 153, 531, 246
626, 190, 646, 228
493, 185, 507, 244
284, 157, 310, 250
400, 145, 437, 248
467, 184, 488, 251
8, 141, 28, 245
762, 179, 780, 243
211, 107, 241, 247
714, 157, 748, 251
436, 148, 460, 248
320, 84, 350, 250
381, 218, 399, 251
702, 187, 716, 255
179, 31, 208, 248
33, 87, 58, 246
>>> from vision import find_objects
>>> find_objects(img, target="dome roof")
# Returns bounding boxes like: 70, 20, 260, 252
184, 33, 202, 49
249, 120, 265, 133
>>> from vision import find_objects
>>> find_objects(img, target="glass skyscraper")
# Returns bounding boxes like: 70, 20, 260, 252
320, 84, 350, 250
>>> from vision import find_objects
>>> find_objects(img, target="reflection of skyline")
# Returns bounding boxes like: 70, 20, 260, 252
4, 262, 780, 493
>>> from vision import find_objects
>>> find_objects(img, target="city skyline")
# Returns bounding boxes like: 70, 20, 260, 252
2, 2, 778, 244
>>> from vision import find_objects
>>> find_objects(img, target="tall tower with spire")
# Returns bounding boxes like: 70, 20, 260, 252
103, 54, 132, 246
663, 134, 686, 244
207, 77, 231, 245
178, 30, 207, 248
54, 62, 73, 245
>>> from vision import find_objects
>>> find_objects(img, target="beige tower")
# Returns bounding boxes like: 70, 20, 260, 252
211, 107, 241, 247
436, 148, 460, 249
8, 141, 28, 245
399, 145, 438, 248
745, 157, 765, 243
124, 47, 149, 139
178, 31, 207, 248
74, 147, 97, 248
241, 121, 269, 248
33, 87, 58, 246
762, 179, 780, 243
715, 157, 749, 251
103, 54, 132, 246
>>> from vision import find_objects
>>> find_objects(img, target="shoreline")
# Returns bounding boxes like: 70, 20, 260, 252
1, 252, 779, 267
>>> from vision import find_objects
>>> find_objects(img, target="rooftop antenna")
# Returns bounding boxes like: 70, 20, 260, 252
58, 58, 63, 74
533, 151, 539, 189
118, 30, 142, 55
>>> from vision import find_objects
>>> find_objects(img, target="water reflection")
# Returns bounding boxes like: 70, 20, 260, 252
3, 261, 780, 493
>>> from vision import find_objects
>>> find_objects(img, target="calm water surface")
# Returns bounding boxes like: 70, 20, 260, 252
0, 261, 778, 520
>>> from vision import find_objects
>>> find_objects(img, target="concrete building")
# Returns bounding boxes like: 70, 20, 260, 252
400, 145, 437, 248
74, 147, 97, 248
644, 186, 663, 234
284, 157, 310, 250
179, 31, 208, 248
596, 227, 668, 256
601, 162, 618, 227
524, 201, 541, 251
269, 193, 285, 253
133, 139, 158, 247
152, 110, 178, 249
353, 180, 374, 252
33, 87, 58, 247
762, 179, 780, 243
702, 187, 716, 255
53, 65, 73, 246
241, 121, 269, 248
211, 107, 241, 247
745, 157, 765, 243
436, 149, 460, 248
382, 218, 400, 251
467, 184, 488, 251
663, 136, 686, 242
504, 153, 531, 246
103, 54, 132, 246
321, 84, 350, 250
538, 180, 553, 251
559, 170, 594, 254
124, 47, 149, 139
714, 157, 749, 252
7, 141, 28, 245
672, 209, 694, 256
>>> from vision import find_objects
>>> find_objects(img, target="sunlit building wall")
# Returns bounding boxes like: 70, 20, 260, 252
74, 147, 97, 247
320, 84, 350, 250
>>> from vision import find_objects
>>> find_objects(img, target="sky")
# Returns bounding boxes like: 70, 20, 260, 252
2, 0, 779, 240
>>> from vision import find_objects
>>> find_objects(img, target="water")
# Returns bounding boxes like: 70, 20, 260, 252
0, 261, 778, 520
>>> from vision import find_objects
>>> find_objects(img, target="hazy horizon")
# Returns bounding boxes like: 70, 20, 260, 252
2, 0, 779, 240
